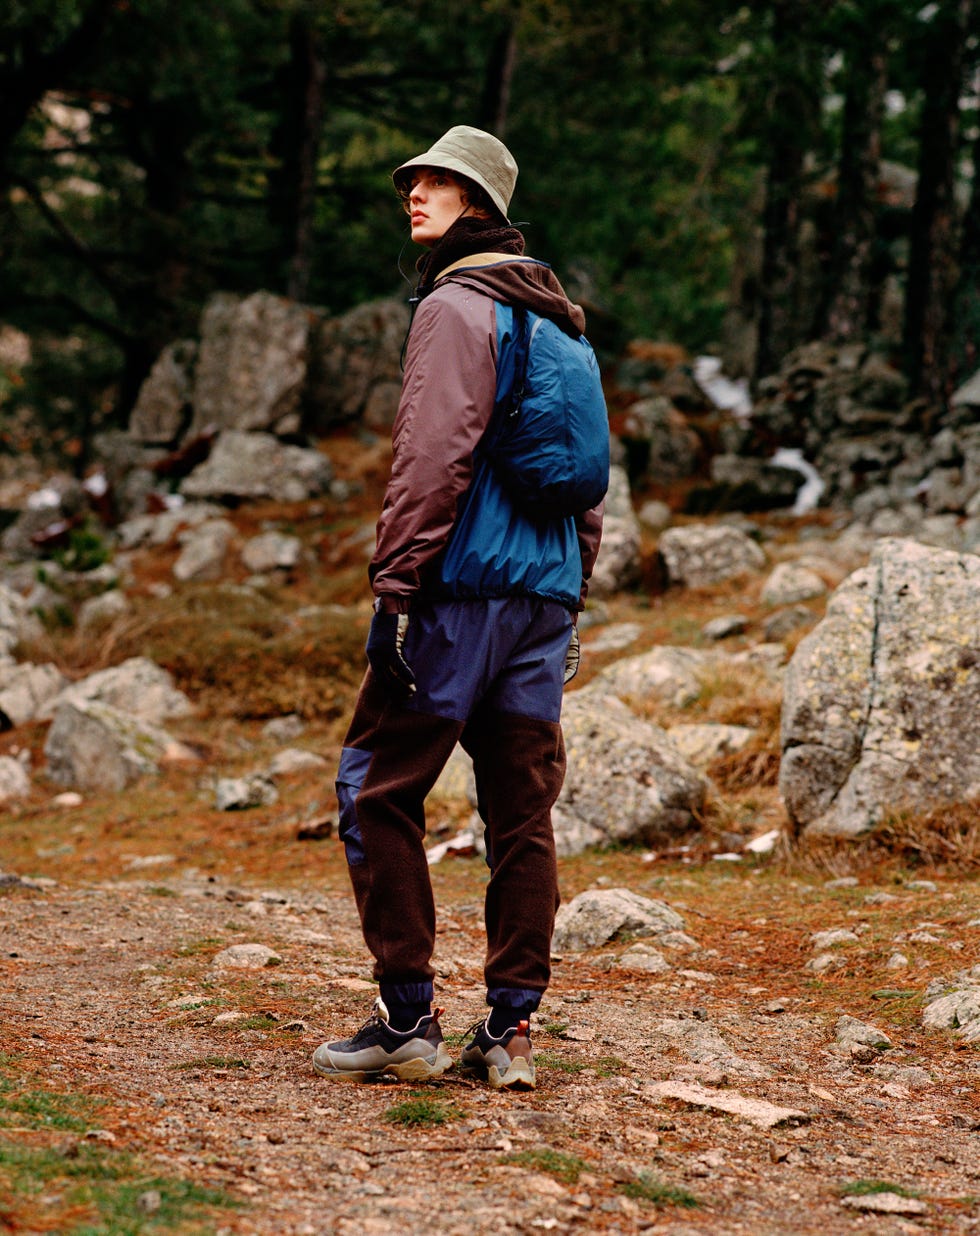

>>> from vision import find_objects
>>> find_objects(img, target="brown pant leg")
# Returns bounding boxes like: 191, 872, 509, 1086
461, 708, 565, 996
339, 671, 464, 984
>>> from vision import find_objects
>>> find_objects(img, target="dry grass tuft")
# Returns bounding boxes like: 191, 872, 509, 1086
789, 798, 980, 875
707, 742, 781, 791
22, 585, 368, 721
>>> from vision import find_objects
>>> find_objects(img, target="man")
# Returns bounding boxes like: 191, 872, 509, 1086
313, 126, 604, 1090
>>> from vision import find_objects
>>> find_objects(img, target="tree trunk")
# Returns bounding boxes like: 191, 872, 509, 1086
823, 18, 887, 343
753, 0, 819, 383
949, 91, 980, 383
269, 11, 324, 304
478, 22, 518, 139
903, 0, 974, 408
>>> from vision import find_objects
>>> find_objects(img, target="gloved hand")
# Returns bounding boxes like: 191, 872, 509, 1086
563, 625, 580, 685
366, 611, 416, 697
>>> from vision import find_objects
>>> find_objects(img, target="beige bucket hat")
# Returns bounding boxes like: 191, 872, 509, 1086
392, 125, 518, 222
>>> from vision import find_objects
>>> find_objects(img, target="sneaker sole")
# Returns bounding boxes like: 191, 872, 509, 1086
488, 1058, 535, 1091
461, 1054, 536, 1090
312, 1042, 452, 1083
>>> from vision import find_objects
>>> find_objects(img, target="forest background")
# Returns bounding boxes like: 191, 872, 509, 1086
1, 0, 978, 469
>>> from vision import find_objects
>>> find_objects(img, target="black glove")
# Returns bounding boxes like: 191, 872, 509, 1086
563, 625, 580, 685
366, 611, 416, 697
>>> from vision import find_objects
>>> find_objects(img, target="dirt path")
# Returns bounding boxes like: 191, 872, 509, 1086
2, 850, 978, 1235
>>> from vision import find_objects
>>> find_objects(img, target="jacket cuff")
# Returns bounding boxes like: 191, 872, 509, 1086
373, 594, 412, 615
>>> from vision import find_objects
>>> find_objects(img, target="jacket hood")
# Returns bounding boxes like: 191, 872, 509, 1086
438, 256, 587, 337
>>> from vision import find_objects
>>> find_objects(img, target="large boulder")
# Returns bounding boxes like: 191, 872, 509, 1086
0, 585, 44, 660
44, 700, 196, 792
780, 538, 980, 836
128, 340, 197, 444
188, 291, 310, 438
588, 464, 642, 597
180, 430, 332, 503
619, 396, 700, 481
306, 296, 409, 432
659, 523, 766, 588
553, 688, 707, 855
0, 662, 67, 727
45, 657, 194, 724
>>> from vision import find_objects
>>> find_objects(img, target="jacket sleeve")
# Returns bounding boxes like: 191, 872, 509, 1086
369, 285, 498, 609
574, 500, 604, 612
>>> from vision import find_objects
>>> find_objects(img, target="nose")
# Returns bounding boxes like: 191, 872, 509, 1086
409, 181, 425, 205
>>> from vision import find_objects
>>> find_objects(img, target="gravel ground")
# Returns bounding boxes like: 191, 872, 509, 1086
2, 853, 978, 1235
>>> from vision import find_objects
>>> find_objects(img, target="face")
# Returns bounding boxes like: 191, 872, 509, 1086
406, 169, 485, 246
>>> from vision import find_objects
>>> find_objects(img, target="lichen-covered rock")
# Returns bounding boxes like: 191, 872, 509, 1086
659, 523, 766, 588
306, 296, 409, 432
780, 538, 980, 836
588, 465, 641, 596
180, 430, 332, 504
188, 291, 310, 437
553, 688, 707, 855
43, 700, 196, 792
552, 888, 685, 952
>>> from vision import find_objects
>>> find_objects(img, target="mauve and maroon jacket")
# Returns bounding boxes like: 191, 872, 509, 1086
369, 255, 604, 614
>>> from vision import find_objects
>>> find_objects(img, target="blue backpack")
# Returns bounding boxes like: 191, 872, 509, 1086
486, 303, 610, 520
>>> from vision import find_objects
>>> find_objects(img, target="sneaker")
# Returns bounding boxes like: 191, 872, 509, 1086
459, 1016, 535, 1090
312, 998, 452, 1082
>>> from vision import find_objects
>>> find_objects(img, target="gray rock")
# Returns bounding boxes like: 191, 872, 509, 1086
241, 531, 302, 573
553, 690, 707, 854
705, 453, 804, 510
760, 562, 827, 606
659, 523, 766, 588
615, 943, 670, 973
128, 340, 197, 444
763, 605, 814, 641
214, 774, 279, 811
552, 888, 685, 952
643, 1081, 803, 1128
173, 517, 235, 581
701, 614, 747, 640
621, 396, 700, 480
834, 1014, 892, 1051
922, 984, 980, 1040
266, 747, 328, 776
780, 538, 980, 836
665, 723, 755, 768
637, 499, 672, 532
0, 662, 66, 727
811, 928, 859, 949
262, 714, 305, 742
0, 583, 44, 659
47, 657, 193, 724
596, 645, 706, 708
77, 590, 130, 632
116, 501, 225, 550
0, 755, 31, 802
306, 296, 409, 432
44, 700, 195, 792
840, 1193, 927, 1217
189, 291, 309, 438
211, 943, 282, 968
180, 430, 332, 504
581, 622, 642, 653
588, 465, 641, 597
